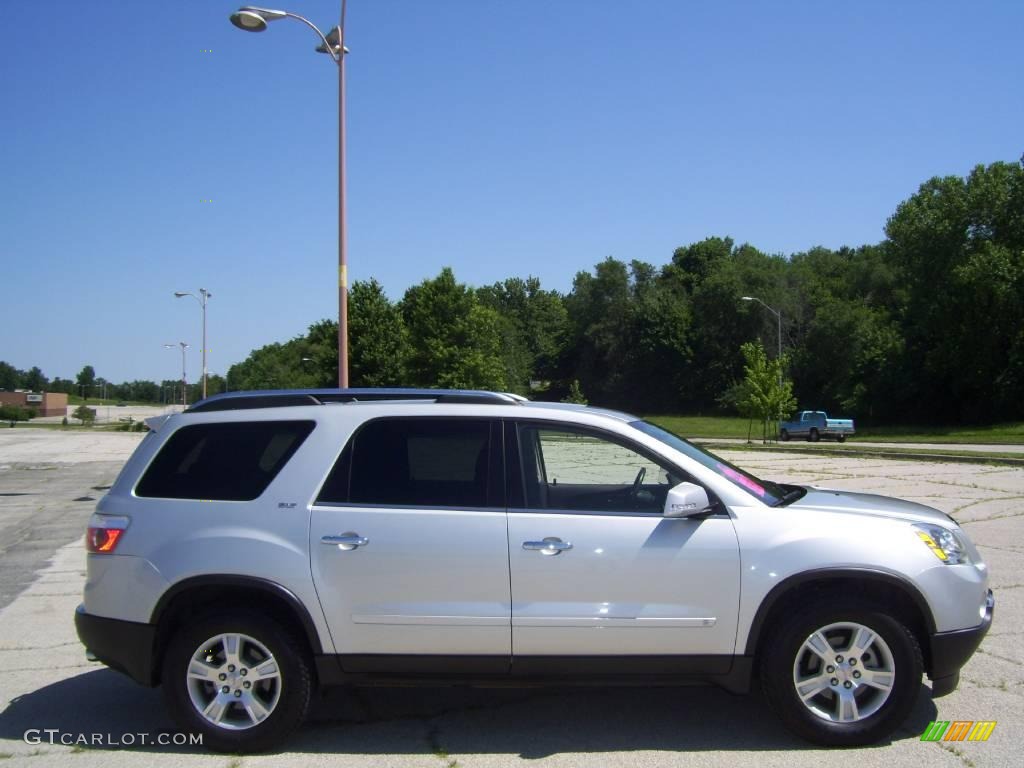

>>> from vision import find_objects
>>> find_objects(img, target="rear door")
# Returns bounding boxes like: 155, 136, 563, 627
506, 421, 740, 672
310, 417, 510, 673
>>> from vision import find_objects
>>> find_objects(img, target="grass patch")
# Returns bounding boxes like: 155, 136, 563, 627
855, 422, 1024, 444
644, 415, 756, 439
703, 441, 1024, 463
644, 415, 1024, 444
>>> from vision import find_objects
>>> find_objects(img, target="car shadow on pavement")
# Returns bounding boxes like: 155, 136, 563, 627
0, 669, 939, 757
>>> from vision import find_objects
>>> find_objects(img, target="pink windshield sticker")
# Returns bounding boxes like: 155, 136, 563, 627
719, 464, 766, 497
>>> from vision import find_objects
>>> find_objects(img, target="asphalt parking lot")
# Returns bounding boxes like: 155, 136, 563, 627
0, 431, 1020, 767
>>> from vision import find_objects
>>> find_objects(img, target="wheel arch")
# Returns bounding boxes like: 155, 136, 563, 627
150, 575, 324, 685
744, 568, 937, 669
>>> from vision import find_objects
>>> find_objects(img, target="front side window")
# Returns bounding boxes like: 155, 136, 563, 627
317, 418, 497, 508
517, 424, 683, 514
630, 420, 786, 505
135, 420, 315, 501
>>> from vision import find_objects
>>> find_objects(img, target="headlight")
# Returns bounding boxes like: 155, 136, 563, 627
914, 523, 971, 565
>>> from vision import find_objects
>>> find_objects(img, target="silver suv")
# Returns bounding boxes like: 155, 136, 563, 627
75, 389, 993, 752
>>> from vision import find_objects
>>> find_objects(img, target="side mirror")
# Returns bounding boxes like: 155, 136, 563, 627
663, 481, 713, 519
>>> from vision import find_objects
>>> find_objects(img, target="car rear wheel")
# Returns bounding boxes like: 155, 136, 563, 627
837, 434, 846, 443
809, 428, 820, 442
760, 601, 922, 746
161, 612, 312, 752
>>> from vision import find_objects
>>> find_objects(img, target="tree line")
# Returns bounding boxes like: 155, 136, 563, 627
0, 362, 220, 406
4, 160, 1021, 424
228, 160, 1022, 424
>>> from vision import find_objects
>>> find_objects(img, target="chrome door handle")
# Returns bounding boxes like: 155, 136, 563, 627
321, 533, 369, 551
522, 537, 573, 556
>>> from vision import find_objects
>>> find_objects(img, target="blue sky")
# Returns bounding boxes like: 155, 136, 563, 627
1, 0, 1021, 384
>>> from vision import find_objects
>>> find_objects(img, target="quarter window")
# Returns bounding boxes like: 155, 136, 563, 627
135, 421, 314, 501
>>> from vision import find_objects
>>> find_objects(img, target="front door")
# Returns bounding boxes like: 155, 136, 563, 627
310, 417, 510, 673
506, 422, 741, 672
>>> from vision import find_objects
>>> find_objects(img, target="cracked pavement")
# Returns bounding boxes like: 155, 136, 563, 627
0, 431, 1020, 767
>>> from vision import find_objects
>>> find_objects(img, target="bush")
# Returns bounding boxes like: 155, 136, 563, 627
0, 405, 30, 422
61, 416, 69, 427
561, 380, 588, 405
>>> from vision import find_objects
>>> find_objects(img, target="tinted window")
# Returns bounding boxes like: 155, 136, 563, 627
317, 419, 496, 508
136, 421, 314, 501
518, 424, 683, 514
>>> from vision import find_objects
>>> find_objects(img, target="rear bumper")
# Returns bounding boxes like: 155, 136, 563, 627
75, 604, 157, 686
928, 589, 993, 697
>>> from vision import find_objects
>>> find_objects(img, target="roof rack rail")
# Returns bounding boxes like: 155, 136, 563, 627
185, 388, 523, 413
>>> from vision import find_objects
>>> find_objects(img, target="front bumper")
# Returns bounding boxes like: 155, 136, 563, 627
74, 604, 157, 686
928, 589, 994, 697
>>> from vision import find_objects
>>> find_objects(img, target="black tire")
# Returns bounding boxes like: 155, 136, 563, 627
837, 434, 846, 443
161, 611, 313, 753
809, 428, 820, 442
780, 429, 790, 442
760, 600, 923, 746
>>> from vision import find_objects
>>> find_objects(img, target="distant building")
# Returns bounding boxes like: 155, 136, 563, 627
0, 391, 68, 417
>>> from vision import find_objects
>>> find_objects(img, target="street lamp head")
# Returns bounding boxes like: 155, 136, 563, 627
230, 6, 288, 32
741, 296, 754, 301
174, 292, 188, 298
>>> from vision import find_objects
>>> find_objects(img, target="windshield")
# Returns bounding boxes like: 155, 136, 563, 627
630, 420, 788, 505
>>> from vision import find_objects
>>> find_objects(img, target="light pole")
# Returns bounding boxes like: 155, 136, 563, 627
163, 342, 190, 407
230, 3, 351, 388
741, 296, 783, 386
174, 289, 212, 399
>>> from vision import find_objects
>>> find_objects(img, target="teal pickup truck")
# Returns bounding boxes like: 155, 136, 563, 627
779, 410, 855, 442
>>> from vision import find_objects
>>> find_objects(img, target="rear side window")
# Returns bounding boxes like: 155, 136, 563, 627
135, 421, 315, 501
317, 418, 499, 508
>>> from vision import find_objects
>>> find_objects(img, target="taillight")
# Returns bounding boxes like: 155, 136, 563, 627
86, 514, 130, 553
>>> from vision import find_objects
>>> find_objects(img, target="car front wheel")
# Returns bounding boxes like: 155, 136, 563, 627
161, 612, 312, 752
761, 601, 922, 746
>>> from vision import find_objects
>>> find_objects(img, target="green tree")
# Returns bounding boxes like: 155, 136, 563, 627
737, 341, 796, 443
349, 279, 410, 386
884, 161, 1024, 421
477, 276, 568, 394
563, 257, 632, 405
76, 365, 96, 399
49, 377, 75, 395
72, 405, 96, 426
23, 366, 47, 392
0, 361, 22, 391
401, 268, 506, 390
